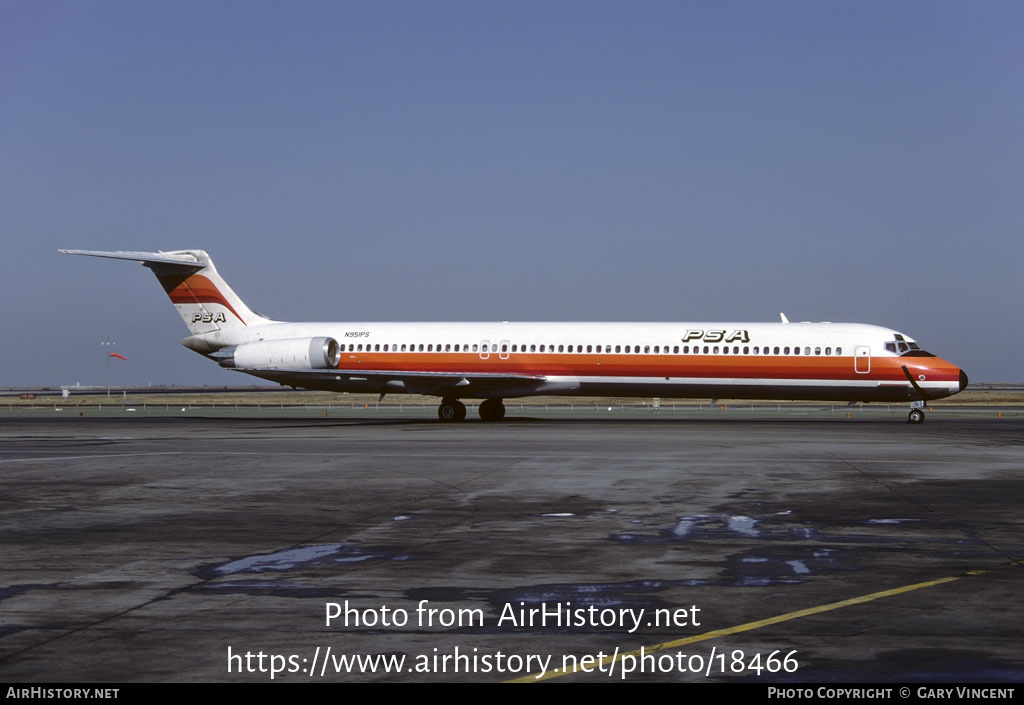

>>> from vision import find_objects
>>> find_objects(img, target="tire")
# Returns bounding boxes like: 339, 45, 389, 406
438, 400, 464, 422
479, 399, 506, 421
908, 409, 925, 424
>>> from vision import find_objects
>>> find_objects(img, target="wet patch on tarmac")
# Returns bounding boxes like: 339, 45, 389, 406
0, 583, 55, 602
192, 542, 413, 596
201, 542, 413, 578
724, 547, 855, 584
609, 504, 980, 550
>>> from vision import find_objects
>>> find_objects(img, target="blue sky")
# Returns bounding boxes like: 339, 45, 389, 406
3, 1, 1022, 385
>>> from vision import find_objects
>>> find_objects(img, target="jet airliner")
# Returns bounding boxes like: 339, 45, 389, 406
60, 249, 967, 423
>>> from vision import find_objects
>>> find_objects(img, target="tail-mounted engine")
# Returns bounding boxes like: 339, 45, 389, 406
213, 337, 341, 370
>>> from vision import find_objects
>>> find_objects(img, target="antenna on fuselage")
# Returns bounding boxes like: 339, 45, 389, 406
780, 312, 789, 324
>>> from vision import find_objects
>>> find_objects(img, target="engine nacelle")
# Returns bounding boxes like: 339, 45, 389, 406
214, 337, 341, 370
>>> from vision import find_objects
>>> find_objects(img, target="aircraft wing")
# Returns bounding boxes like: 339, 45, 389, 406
232, 367, 548, 397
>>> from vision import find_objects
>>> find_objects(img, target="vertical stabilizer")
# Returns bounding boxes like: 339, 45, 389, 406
59, 249, 274, 335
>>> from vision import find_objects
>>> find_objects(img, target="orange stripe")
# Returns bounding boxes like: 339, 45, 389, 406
332, 353, 960, 382
157, 274, 245, 324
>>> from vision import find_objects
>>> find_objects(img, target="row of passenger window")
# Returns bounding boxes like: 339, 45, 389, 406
343, 342, 845, 356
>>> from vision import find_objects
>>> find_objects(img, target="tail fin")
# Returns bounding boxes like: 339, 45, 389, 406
59, 249, 274, 335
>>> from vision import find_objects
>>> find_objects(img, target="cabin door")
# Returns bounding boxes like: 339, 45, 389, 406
854, 346, 871, 373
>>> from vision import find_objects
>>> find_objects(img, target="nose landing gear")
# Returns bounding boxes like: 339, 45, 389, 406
907, 400, 926, 424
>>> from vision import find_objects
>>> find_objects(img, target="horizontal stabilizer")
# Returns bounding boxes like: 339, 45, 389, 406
58, 249, 206, 270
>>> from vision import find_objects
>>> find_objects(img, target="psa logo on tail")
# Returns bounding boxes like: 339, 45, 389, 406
192, 312, 228, 324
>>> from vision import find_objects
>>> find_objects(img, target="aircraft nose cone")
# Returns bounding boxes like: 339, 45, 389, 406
959, 369, 969, 392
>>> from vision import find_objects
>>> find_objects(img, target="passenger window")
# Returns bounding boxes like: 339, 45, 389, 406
784, 347, 790, 354
501, 344, 507, 353
804, 347, 810, 355
836, 347, 842, 355
703, 346, 709, 354
825, 347, 831, 355
814, 347, 821, 355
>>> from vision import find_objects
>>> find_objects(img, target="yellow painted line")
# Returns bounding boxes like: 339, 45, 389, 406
508, 568, 996, 683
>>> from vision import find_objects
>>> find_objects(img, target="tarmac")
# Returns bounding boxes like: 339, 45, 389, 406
1, 412, 1022, 683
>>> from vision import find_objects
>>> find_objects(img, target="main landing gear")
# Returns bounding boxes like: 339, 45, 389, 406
907, 402, 926, 424
437, 399, 466, 422
436, 398, 506, 422
478, 398, 506, 422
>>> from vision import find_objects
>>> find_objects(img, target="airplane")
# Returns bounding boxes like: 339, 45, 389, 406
60, 248, 968, 423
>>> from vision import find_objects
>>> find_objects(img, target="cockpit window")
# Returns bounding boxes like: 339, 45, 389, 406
889, 335, 934, 357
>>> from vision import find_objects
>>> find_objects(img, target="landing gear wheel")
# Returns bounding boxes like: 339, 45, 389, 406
438, 399, 466, 422
908, 408, 925, 424
479, 398, 506, 422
